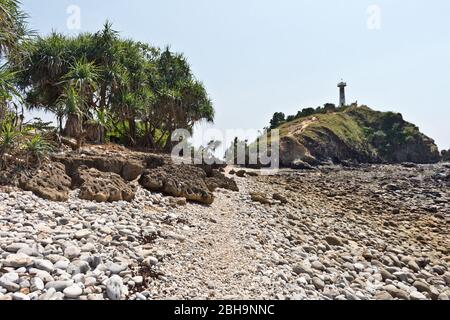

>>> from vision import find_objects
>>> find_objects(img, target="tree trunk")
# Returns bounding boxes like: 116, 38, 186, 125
84, 123, 104, 144
58, 116, 63, 134
126, 118, 136, 147
144, 124, 154, 148
64, 114, 80, 138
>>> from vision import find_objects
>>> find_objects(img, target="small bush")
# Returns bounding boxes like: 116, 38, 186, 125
24, 135, 54, 166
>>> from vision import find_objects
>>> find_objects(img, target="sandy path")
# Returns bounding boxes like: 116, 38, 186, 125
151, 180, 275, 299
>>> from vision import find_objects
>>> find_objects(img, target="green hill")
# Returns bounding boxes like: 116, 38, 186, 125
271, 105, 440, 167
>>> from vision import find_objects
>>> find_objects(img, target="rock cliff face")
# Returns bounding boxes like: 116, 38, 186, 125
277, 106, 441, 167
442, 150, 450, 162
0, 147, 238, 204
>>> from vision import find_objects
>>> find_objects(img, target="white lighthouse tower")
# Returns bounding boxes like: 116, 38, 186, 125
337, 80, 347, 107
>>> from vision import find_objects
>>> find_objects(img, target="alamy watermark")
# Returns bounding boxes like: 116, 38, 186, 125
67, 5, 81, 30
171, 128, 280, 174
367, 4, 381, 30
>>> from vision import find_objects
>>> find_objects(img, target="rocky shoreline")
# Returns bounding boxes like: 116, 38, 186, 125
0, 160, 449, 300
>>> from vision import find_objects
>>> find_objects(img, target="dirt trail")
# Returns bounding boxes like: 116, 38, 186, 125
287, 117, 318, 137
152, 180, 276, 299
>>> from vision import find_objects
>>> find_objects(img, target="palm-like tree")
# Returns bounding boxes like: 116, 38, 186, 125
0, 63, 18, 103
13, 21, 215, 151
15, 32, 70, 114
0, 0, 30, 117
62, 59, 100, 147
0, 0, 29, 58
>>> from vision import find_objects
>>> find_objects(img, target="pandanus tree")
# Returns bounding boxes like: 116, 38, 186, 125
144, 47, 214, 150
92, 21, 119, 111
15, 32, 71, 128
13, 22, 215, 151
0, 64, 18, 106
62, 58, 100, 148
0, 0, 29, 117
0, 0, 29, 58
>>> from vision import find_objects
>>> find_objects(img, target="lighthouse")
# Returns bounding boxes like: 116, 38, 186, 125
337, 81, 347, 107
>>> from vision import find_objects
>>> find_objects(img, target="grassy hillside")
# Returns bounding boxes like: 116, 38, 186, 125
271, 105, 441, 165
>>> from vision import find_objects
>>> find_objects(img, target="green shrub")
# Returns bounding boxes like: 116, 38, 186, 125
24, 134, 53, 166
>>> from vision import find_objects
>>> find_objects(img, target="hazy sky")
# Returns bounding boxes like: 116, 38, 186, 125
21, 0, 450, 150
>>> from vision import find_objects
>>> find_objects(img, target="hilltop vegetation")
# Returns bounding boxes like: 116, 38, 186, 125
269, 105, 441, 166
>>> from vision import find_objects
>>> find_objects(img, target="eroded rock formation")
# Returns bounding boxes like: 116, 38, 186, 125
72, 166, 136, 202
0, 147, 238, 205
139, 164, 214, 205
18, 162, 72, 202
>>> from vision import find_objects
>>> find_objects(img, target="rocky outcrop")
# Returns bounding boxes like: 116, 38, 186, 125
276, 106, 441, 167
250, 192, 271, 205
3, 147, 237, 205
17, 162, 72, 202
442, 150, 450, 162
72, 166, 136, 202
205, 169, 239, 192
139, 164, 214, 205
52, 154, 145, 181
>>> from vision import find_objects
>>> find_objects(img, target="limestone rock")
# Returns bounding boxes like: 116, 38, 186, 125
72, 166, 135, 202
4, 253, 34, 268
106, 275, 124, 300
139, 164, 214, 205
205, 169, 239, 192
250, 192, 271, 205
121, 160, 145, 181
18, 162, 71, 202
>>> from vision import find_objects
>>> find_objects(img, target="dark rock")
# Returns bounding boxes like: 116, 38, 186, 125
143, 154, 166, 169
402, 162, 418, 168
250, 192, 271, 205
205, 170, 239, 192
18, 162, 71, 202
386, 184, 401, 191
195, 163, 227, 176
441, 149, 450, 162
236, 170, 246, 177
273, 193, 288, 204
72, 166, 135, 202
139, 164, 214, 205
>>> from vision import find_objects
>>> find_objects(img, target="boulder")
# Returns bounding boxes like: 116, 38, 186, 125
139, 164, 214, 205
324, 235, 344, 246
205, 169, 239, 192
52, 154, 144, 181
250, 192, 271, 205
442, 149, 450, 162
236, 170, 246, 177
18, 162, 71, 202
273, 193, 288, 204
121, 160, 145, 181
72, 166, 135, 202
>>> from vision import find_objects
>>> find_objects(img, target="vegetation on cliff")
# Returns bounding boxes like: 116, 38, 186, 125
269, 105, 441, 165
